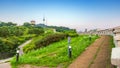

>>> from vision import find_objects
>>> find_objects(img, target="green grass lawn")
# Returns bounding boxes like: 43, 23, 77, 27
11, 35, 98, 68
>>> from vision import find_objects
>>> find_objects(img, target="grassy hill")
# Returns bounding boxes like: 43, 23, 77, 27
11, 35, 98, 68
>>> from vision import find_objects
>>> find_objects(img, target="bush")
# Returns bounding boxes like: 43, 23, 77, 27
67, 33, 78, 37
35, 33, 68, 49
23, 44, 35, 53
28, 28, 44, 35
63, 29, 78, 37
0, 26, 26, 37
0, 38, 17, 59
0, 35, 34, 59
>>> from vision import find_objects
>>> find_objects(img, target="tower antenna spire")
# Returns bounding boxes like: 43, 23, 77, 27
43, 14, 47, 26
43, 15, 45, 25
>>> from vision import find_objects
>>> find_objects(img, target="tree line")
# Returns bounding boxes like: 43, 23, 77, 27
0, 21, 44, 59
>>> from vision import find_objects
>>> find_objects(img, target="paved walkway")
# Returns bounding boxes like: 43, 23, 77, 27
0, 58, 12, 64
0, 62, 11, 68
18, 39, 32, 56
0, 39, 32, 68
68, 36, 114, 68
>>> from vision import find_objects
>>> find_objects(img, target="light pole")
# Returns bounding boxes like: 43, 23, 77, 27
89, 34, 92, 41
68, 36, 72, 58
16, 48, 20, 62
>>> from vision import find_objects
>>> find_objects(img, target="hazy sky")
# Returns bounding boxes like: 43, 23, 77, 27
0, 0, 120, 31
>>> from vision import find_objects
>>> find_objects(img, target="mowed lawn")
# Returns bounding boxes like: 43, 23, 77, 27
11, 35, 98, 68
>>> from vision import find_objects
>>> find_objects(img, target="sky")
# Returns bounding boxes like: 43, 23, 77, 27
0, 0, 120, 31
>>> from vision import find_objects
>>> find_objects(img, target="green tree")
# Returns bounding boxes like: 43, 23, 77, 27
28, 28, 44, 35
23, 22, 31, 27
0, 26, 10, 37
0, 21, 16, 26
7, 22, 16, 26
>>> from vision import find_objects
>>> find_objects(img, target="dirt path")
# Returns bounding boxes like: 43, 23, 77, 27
89, 36, 114, 68
68, 36, 114, 68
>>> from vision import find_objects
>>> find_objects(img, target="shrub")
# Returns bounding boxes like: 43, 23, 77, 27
0, 38, 17, 59
23, 44, 35, 53
63, 29, 78, 37
67, 33, 78, 37
28, 28, 44, 35
0, 35, 34, 59
35, 33, 68, 49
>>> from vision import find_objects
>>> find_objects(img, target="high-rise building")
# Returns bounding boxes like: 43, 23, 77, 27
85, 28, 87, 32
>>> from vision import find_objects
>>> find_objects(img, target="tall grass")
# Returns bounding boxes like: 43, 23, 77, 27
11, 35, 98, 68
106, 36, 116, 68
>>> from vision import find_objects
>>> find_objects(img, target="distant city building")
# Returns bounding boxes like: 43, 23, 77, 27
31, 20, 35, 25
85, 28, 87, 32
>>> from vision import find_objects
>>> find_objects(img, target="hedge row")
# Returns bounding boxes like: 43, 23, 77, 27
35, 33, 68, 49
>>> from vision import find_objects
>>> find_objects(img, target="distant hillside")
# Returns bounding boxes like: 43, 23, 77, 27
36, 23, 76, 32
